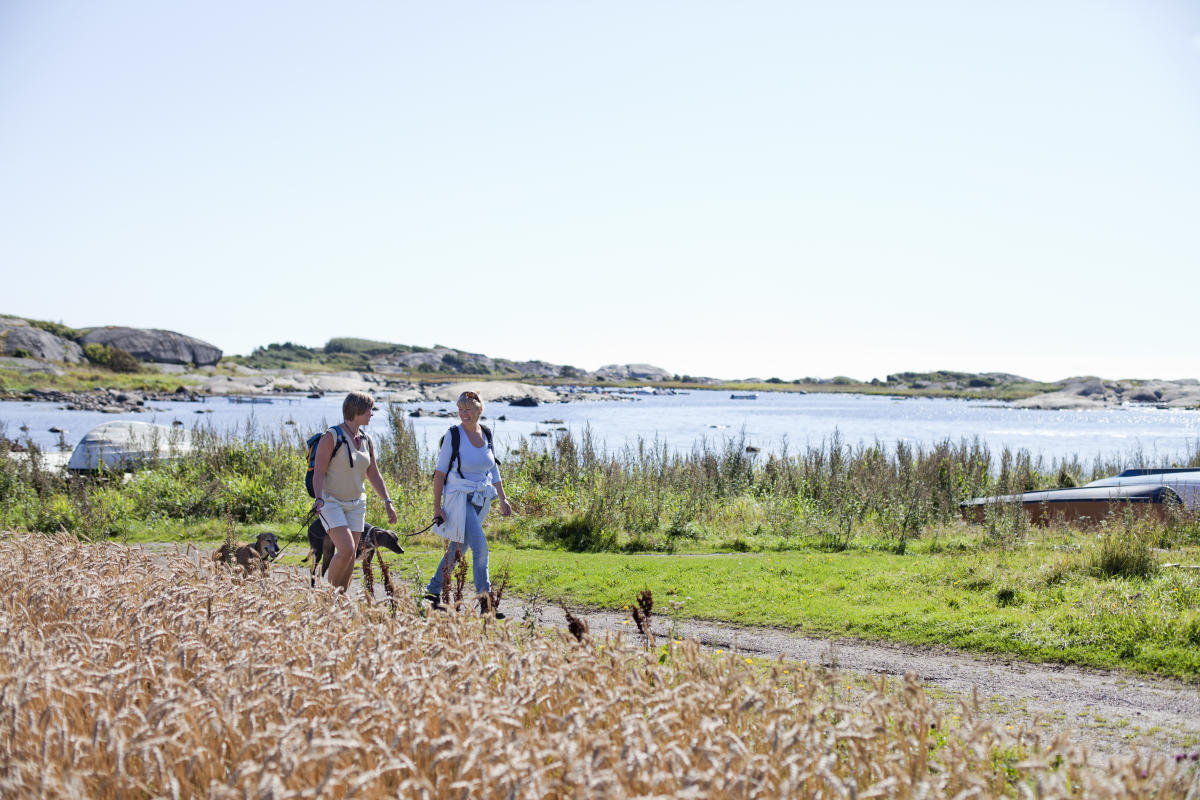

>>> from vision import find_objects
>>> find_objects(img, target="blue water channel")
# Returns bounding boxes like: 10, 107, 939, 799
3, 390, 1199, 466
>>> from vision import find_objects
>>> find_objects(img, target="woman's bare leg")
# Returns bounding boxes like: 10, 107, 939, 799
326, 526, 362, 592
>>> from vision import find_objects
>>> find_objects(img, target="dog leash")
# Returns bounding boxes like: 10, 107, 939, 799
287, 513, 434, 553
271, 510, 320, 562
402, 521, 435, 540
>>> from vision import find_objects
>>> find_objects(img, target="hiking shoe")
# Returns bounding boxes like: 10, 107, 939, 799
424, 592, 444, 610
479, 597, 506, 620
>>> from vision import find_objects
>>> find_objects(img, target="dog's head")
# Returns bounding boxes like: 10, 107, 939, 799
364, 524, 404, 555
255, 532, 281, 561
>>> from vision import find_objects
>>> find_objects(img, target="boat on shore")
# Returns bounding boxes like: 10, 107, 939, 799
960, 468, 1200, 524
67, 421, 192, 472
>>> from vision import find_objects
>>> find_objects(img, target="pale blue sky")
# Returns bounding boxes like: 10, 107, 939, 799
2, 2, 1198, 381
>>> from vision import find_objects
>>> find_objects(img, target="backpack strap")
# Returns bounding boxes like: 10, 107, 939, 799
329, 425, 353, 468
480, 424, 498, 464
449, 425, 463, 479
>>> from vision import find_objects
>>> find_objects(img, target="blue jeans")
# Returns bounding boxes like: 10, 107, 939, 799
426, 507, 490, 597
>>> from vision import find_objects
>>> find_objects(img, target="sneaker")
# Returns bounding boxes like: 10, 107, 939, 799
479, 596, 506, 620
424, 592, 443, 610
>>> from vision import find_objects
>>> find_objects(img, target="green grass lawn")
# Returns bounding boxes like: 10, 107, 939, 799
263, 532, 1199, 681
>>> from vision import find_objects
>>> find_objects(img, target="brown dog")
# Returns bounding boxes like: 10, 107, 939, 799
213, 532, 280, 575
306, 520, 403, 586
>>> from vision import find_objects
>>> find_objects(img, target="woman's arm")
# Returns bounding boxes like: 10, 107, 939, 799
493, 480, 512, 517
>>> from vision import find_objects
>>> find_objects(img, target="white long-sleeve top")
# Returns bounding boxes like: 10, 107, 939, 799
435, 472, 497, 543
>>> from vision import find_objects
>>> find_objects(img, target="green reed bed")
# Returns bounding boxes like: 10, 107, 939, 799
4, 405, 1200, 552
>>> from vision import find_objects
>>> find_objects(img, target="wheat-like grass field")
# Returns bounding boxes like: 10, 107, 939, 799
0, 533, 1193, 798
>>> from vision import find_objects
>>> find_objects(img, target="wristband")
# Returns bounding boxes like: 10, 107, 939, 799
384, 499, 394, 506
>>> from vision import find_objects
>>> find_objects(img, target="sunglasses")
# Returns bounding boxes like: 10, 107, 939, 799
458, 391, 481, 402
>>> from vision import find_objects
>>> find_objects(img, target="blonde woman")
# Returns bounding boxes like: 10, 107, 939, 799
426, 390, 513, 615
310, 391, 397, 592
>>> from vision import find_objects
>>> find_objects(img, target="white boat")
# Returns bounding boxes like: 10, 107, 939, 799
68, 421, 192, 472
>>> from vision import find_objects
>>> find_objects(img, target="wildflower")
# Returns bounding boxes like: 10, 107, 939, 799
745, 658, 754, 665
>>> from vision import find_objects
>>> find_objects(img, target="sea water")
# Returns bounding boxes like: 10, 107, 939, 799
2, 390, 1198, 466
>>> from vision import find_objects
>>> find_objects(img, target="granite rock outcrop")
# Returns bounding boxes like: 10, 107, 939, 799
0, 318, 84, 363
79, 327, 222, 367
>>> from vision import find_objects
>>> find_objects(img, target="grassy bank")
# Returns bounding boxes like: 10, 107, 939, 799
3, 407, 1199, 678
0, 364, 202, 395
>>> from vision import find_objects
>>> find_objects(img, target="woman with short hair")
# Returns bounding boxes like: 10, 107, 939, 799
310, 391, 397, 592
426, 390, 513, 616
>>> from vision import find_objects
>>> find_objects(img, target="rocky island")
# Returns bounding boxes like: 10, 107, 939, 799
2, 314, 1198, 410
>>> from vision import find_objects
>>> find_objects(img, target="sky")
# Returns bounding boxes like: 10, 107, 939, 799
2, 1, 1198, 382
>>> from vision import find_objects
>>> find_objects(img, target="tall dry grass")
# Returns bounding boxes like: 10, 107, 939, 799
0, 533, 1193, 798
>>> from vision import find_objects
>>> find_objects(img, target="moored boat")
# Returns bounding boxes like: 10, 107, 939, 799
730, 393, 758, 400
960, 468, 1200, 524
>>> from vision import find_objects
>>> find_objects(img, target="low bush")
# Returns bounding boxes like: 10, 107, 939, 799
1091, 533, 1158, 579
82, 342, 141, 373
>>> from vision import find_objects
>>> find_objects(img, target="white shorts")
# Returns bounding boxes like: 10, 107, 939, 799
319, 494, 366, 532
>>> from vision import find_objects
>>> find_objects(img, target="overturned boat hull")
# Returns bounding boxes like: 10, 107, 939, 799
68, 421, 192, 472
961, 468, 1200, 525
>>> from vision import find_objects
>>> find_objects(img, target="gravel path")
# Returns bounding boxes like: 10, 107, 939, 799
153, 542, 1200, 761
505, 600, 1200, 761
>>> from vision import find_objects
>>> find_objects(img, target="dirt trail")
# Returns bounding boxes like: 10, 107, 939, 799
157, 542, 1200, 761
510, 601, 1200, 760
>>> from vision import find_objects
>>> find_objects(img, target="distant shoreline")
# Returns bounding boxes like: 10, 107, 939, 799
4, 371, 1199, 412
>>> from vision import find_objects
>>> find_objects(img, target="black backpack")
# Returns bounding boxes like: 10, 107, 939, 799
304, 425, 358, 498
440, 424, 496, 479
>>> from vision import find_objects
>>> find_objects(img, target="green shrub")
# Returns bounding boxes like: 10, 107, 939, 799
1090, 534, 1158, 579
83, 343, 141, 373
537, 513, 616, 552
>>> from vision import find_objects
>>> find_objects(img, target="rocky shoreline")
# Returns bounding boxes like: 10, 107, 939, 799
2, 377, 638, 414
15, 386, 204, 414
7, 373, 1200, 413
1012, 378, 1200, 410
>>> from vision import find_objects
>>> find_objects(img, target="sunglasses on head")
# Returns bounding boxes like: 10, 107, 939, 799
459, 391, 480, 402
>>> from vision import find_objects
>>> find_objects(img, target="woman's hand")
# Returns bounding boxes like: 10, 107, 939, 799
433, 508, 446, 526
385, 505, 398, 525
498, 499, 513, 517
310, 497, 325, 516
